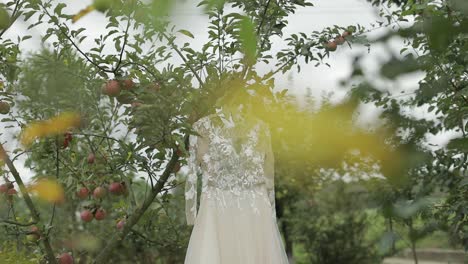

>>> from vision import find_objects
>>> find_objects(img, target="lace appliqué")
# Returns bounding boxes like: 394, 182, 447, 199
184, 114, 277, 225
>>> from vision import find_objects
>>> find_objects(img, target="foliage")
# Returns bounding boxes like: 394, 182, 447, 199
0, 0, 374, 262
1, 0, 465, 262
346, 0, 468, 252
0, 240, 41, 264
287, 179, 381, 264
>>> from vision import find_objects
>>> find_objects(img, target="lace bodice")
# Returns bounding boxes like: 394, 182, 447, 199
184, 111, 276, 225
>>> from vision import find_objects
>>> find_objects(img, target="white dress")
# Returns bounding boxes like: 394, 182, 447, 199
184, 110, 289, 264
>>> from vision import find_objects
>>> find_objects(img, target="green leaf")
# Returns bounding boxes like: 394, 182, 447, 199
447, 137, 468, 152
178, 29, 194, 39
54, 3, 67, 15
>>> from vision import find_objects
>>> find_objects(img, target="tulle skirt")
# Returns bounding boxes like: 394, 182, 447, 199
184, 185, 289, 264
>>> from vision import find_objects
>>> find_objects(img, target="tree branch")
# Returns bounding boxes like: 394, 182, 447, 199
0, 144, 58, 264
38, 2, 114, 74
160, 32, 204, 86
91, 142, 186, 263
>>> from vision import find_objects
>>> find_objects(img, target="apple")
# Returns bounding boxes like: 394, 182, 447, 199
80, 210, 93, 222
27, 226, 41, 242
122, 79, 135, 90
175, 148, 184, 157
116, 219, 125, 230
0, 101, 10, 114
64, 131, 73, 142
62, 132, 72, 149
108, 182, 123, 195
58, 252, 74, 264
87, 153, 95, 164
342, 31, 352, 38
76, 187, 89, 199
94, 208, 106, 220
335, 35, 345, 45
0, 184, 8, 193
102, 80, 121, 97
325, 41, 337, 52
7, 188, 17, 195
93, 186, 107, 199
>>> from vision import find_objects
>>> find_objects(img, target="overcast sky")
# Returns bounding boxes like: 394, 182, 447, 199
1, 0, 458, 183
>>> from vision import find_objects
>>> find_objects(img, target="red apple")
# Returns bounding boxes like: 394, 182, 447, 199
335, 35, 345, 45
76, 187, 89, 199
0, 101, 10, 114
7, 188, 17, 195
108, 182, 123, 195
27, 226, 41, 242
175, 148, 184, 157
0, 184, 8, 193
93, 186, 107, 199
94, 208, 106, 220
58, 252, 74, 264
342, 31, 352, 38
102, 80, 121, 97
64, 131, 73, 142
325, 41, 337, 51
62, 139, 69, 149
80, 210, 93, 222
87, 153, 95, 164
116, 219, 125, 230
122, 79, 135, 90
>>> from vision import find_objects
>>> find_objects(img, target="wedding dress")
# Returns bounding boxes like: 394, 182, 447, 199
184, 109, 289, 264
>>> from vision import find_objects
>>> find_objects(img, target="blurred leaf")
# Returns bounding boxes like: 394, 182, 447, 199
239, 16, 257, 65
446, 137, 468, 152
378, 231, 397, 254
449, 0, 468, 15
72, 5, 95, 23
93, 0, 114, 12
150, 0, 173, 18
380, 54, 420, 79
393, 197, 432, 219
27, 178, 65, 204
20, 112, 81, 147
64, 233, 101, 251
197, 0, 226, 11
423, 14, 458, 53
0, 6, 10, 30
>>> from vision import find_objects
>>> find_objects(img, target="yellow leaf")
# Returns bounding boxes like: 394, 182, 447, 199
72, 5, 95, 23
27, 178, 65, 204
20, 112, 81, 147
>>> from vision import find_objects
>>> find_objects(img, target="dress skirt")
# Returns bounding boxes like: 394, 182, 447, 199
184, 185, 290, 264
